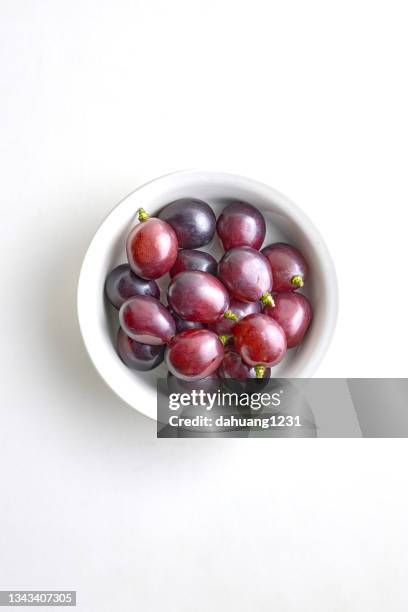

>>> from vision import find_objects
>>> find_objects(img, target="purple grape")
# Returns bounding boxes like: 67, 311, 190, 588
170, 249, 217, 278
264, 292, 312, 348
169, 309, 207, 333
167, 271, 230, 324
127, 209, 178, 280
233, 313, 287, 374
174, 318, 207, 332
218, 247, 274, 305
218, 348, 271, 380
119, 295, 176, 345
262, 243, 308, 291
158, 199, 216, 248
105, 264, 160, 309
117, 328, 164, 371
165, 329, 224, 381
216, 201, 266, 250
218, 348, 271, 394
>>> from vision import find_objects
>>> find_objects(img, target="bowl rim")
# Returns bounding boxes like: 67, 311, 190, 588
77, 169, 339, 419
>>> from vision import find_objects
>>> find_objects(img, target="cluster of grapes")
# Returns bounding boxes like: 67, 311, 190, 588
105, 199, 312, 384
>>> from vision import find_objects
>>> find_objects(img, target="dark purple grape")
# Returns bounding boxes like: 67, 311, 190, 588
105, 264, 160, 309
170, 249, 217, 278
264, 292, 312, 348
158, 199, 216, 248
165, 329, 224, 380
119, 295, 175, 345
216, 201, 266, 250
218, 348, 271, 394
218, 349, 271, 380
210, 298, 261, 335
168, 271, 230, 324
262, 243, 308, 291
233, 313, 287, 374
218, 247, 274, 305
171, 310, 207, 333
117, 328, 164, 371
126, 209, 178, 280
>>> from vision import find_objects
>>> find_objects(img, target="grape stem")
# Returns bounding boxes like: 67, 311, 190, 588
260, 292, 275, 307
255, 364, 266, 378
219, 335, 230, 346
224, 310, 239, 321
291, 275, 304, 288
137, 207, 150, 222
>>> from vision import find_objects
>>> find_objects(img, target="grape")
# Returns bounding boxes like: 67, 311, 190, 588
171, 311, 207, 333
167, 271, 230, 324
126, 209, 178, 280
218, 247, 274, 305
261, 242, 307, 291
233, 313, 287, 374
218, 348, 271, 394
158, 199, 216, 248
117, 328, 164, 371
119, 295, 175, 345
210, 298, 261, 335
218, 348, 271, 380
167, 371, 221, 395
216, 201, 266, 250
105, 264, 160, 309
165, 329, 224, 380
170, 249, 217, 278
263, 292, 312, 348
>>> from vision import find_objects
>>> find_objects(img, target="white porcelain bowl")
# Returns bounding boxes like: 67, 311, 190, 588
77, 170, 338, 420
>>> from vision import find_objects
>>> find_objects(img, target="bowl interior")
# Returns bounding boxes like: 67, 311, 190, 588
78, 171, 337, 419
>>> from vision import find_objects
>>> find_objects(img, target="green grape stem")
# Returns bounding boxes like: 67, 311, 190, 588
255, 365, 266, 378
224, 310, 239, 321
291, 275, 304, 288
137, 207, 150, 222
260, 292, 275, 307
219, 335, 230, 346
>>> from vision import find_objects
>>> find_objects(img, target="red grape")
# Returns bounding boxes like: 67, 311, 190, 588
233, 313, 287, 374
216, 201, 266, 250
158, 199, 216, 248
167, 271, 230, 324
117, 328, 164, 371
264, 292, 312, 348
210, 298, 261, 335
119, 295, 175, 345
218, 348, 271, 380
170, 249, 217, 278
218, 247, 274, 305
165, 329, 224, 380
126, 208, 178, 280
262, 242, 307, 291
105, 264, 160, 309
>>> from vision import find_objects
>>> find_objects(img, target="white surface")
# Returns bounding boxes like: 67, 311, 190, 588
1, 1, 408, 611
78, 170, 338, 418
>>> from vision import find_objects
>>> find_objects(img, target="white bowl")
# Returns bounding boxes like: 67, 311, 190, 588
77, 170, 338, 420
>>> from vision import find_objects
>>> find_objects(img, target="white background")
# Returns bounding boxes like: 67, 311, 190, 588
1, 1, 408, 610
